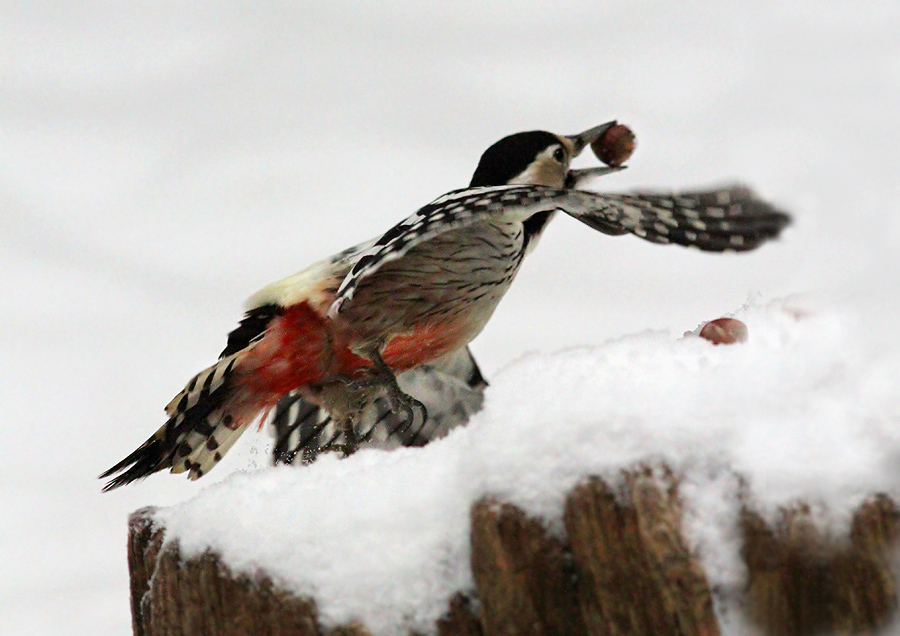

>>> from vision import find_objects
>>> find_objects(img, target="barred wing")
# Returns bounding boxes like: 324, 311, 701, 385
566, 185, 791, 251
329, 185, 790, 317
327, 185, 567, 317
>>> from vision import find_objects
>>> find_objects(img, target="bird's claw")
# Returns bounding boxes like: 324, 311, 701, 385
388, 392, 427, 436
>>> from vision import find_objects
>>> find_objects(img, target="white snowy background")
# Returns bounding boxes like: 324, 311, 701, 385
2, 2, 899, 635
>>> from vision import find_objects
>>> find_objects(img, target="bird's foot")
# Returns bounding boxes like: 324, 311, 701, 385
353, 353, 429, 437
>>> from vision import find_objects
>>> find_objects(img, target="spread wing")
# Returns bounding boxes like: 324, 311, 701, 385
328, 184, 790, 318
565, 185, 791, 251
327, 185, 571, 317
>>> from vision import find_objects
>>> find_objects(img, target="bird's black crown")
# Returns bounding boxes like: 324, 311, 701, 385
469, 130, 560, 187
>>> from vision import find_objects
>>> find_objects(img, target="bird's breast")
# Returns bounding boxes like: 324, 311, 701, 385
340, 221, 528, 353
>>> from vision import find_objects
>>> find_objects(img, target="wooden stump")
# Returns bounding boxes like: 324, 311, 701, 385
470, 500, 586, 636
127, 472, 900, 636
742, 496, 900, 635
563, 471, 719, 636
128, 508, 321, 636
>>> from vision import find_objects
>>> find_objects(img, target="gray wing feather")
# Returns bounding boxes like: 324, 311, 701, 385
566, 185, 791, 251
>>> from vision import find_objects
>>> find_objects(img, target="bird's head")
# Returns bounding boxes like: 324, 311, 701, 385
469, 121, 624, 188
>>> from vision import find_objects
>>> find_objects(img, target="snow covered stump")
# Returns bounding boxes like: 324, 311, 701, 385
470, 468, 720, 636
127, 477, 900, 636
128, 508, 322, 636
741, 496, 900, 635
123, 301, 900, 635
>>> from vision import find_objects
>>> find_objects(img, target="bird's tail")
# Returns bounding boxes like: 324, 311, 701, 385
100, 353, 255, 490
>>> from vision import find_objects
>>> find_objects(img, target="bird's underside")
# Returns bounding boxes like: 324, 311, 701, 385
271, 345, 487, 465
268, 183, 790, 465
100, 121, 791, 490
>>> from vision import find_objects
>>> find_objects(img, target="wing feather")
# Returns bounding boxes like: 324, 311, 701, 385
328, 184, 790, 317
567, 185, 791, 252
327, 185, 577, 317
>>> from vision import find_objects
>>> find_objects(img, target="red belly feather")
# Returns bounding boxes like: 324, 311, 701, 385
381, 322, 467, 371
236, 302, 467, 404
235, 302, 333, 400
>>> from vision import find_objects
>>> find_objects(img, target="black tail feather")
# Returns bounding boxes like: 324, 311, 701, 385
100, 372, 231, 490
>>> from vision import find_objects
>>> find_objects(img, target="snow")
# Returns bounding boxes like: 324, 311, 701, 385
3, 2, 900, 635
472, 299, 900, 521
157, 298, 900, 635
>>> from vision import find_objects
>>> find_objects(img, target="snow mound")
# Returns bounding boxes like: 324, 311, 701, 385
156, 297, 900, 635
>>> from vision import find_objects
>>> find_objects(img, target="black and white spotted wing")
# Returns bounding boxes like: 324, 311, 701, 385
328, 184, 790, 317
327, 185, 614, 317
568, 186, 791, 252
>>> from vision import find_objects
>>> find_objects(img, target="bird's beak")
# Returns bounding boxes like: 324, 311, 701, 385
565, 165, 626, 189
566, 120, 617, 156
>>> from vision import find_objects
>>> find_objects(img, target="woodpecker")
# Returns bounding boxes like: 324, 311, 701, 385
101, 122, 790, 490
267, 126, 628, 465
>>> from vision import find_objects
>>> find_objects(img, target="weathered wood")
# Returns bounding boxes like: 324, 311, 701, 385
743, 495, 900, 636
128, 507, 165, 636
470, 499, 586, 636
436, 594, 483, 636
325, 623, 374, 636
147, 542, 321, 636
627, 470, 720, 636
836, 494, 900, 633
564, 470, 719, 636
128, 507, 321, 636
129, 513, 481, 636
126, 475, 900, 636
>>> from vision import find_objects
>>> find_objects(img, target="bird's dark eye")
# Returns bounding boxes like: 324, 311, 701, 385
553, 147, 566, 163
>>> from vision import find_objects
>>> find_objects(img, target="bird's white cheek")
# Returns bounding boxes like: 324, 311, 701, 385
509, 162, 566, 188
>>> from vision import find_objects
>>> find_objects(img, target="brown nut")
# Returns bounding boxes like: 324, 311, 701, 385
698, 318, 748, 345
591, 123, 636, 167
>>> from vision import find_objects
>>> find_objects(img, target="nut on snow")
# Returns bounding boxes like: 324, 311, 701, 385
591, 123, 636, 167
699, 318, 748, 345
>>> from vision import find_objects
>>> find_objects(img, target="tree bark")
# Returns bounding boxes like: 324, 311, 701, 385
470, 500, 586, 636
128, 508, 321, 636
127, 473, 900, 636
742, 495, 900, 636
562, 470, 719, 636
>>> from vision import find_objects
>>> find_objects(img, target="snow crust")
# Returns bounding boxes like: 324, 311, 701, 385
157, 297, 900, 635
